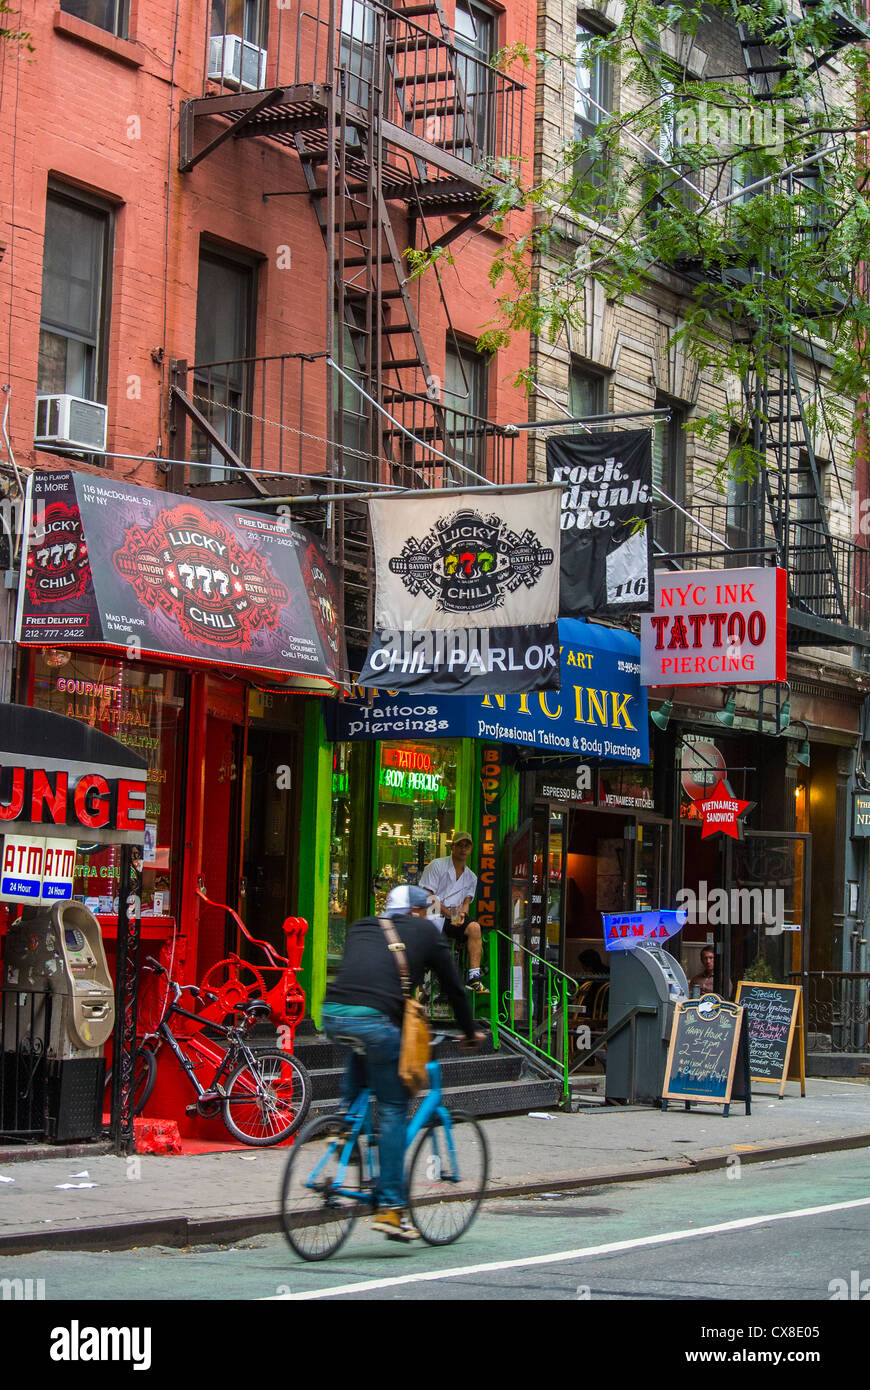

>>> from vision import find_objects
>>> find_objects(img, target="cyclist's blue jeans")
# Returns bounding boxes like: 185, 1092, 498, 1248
321, 1008, 408, 1210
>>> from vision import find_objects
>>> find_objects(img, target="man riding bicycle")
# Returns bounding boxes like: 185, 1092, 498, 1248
321, 884, 483, 1242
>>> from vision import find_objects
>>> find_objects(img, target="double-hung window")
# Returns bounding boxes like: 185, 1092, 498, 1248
38, 187, 112, 404
454, 0, 497, 160
445, 340, 489, 481
574, 23, 612, 212
60, 1, 128, 39
192, 247, 257, 482
652, 397, 686, 557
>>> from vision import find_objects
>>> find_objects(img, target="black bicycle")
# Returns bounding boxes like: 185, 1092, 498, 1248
108, 957, 311, 1145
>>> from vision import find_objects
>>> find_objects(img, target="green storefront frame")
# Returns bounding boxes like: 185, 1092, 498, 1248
299, 705, 520, 1023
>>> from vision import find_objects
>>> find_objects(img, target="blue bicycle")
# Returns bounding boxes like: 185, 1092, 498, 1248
280, 1034, 489, 1260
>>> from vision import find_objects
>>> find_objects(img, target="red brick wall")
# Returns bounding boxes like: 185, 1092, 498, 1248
0, 2, 534, 489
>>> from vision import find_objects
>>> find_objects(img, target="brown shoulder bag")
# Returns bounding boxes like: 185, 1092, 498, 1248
379, 917, 431, 1094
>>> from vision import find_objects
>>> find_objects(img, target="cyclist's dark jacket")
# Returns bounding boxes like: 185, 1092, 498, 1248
324, 914, 476, 1038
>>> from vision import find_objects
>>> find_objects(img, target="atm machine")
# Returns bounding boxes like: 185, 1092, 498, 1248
605, 941, 688, 1104
4, 901, 115, 1141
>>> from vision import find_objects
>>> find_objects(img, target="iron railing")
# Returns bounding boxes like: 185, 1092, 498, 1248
175, 355, 517, 489
0, 987, 52, 1140
665, 501, 870, 635
487, 931, 577, 1107
201, 0, 525, 170
789, 971, 870, 1055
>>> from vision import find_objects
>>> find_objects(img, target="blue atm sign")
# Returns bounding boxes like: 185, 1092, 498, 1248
603, 909, 687, 952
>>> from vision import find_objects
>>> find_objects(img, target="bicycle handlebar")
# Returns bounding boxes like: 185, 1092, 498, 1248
142, 957, 219, 1008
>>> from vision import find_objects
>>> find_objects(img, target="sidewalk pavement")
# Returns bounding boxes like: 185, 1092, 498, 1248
0, 1078, 868, 1256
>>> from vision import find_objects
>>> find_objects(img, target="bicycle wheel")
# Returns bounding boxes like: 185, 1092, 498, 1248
104, 1045, 156, 1119
280, 1115, 363, 1261
406, 1109, 489, 1245
222, 1049, 311, 1145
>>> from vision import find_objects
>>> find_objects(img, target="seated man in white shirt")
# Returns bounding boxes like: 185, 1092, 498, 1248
419, 831, 487, 994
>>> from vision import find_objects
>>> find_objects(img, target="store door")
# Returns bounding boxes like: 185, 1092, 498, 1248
241, 726, 301, 957
726, 832, 811, 990
197, 712, 245, 979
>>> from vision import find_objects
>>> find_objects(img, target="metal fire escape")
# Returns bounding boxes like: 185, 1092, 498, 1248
731, 0, 870, 649
176, 0, 524, 657
664, 2, 870, 647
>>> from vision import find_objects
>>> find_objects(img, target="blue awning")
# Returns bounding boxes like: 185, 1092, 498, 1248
327, 619, 649, 764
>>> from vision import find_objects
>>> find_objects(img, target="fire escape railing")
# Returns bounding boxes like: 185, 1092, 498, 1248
664, 501, 870, 637
169, 354, 518, 492
200, 0, 524, 171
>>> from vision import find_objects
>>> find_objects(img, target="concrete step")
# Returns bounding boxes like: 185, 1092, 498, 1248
294, 1030, 502, 1072
309, 1076, 563, 1121
307, 1050, 524, 1101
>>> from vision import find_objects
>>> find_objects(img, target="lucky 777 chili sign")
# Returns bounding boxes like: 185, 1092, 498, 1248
640, 567, 787, 687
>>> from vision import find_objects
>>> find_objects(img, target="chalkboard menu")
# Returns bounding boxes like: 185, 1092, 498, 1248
662, 995, 750, 1116
734, 982, 805, 1096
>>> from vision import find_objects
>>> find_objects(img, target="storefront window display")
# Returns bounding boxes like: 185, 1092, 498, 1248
374, 740, 458, 911
327, 739, 460, 956
30, 651, 186, 918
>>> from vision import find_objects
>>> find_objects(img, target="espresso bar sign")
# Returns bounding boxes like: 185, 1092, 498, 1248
640, 567, 787, 687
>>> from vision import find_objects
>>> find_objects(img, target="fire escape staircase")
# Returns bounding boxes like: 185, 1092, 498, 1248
177, 1, 508, 651
728, 0, 870, 649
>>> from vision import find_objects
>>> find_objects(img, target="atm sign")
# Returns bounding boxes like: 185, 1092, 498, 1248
0, 835, 77, 904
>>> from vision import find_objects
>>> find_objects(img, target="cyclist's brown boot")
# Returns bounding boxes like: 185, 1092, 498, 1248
372, 1208, 421, 1241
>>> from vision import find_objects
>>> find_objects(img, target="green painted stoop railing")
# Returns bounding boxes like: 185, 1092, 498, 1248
486, 931, 578, 1108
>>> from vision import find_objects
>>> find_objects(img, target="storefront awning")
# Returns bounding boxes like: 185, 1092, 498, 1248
0, 703, 146, 844
328, 618, 649, 764
16, 471, 346, 693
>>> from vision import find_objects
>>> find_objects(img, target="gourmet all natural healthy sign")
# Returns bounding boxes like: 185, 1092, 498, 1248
640, 567, 787, 687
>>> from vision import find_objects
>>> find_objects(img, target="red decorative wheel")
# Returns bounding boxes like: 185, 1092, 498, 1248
199, 956, 268, 1018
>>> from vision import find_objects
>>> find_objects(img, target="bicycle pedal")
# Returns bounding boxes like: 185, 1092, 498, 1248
184, 1104, 198, 1116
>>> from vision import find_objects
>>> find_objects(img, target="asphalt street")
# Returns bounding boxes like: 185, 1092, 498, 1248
2, 1147, 867, 1306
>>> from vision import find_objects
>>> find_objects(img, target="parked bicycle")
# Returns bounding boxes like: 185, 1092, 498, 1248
280, 1033, 489, 1259
108, 957, 311, 1146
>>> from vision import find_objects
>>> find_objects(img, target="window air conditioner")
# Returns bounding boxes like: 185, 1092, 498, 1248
208, 34, 268, 92
34, 395, 108, 452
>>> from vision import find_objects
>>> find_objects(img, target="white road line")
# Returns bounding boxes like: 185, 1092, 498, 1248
269, 1195, 870, 1300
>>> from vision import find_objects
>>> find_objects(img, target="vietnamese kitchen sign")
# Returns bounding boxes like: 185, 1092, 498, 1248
16, 471, 345, 691
358, 488, 561, 694
640, 567, 787, 686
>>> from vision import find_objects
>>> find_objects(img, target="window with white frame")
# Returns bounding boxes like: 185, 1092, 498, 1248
574, 22, 612, 205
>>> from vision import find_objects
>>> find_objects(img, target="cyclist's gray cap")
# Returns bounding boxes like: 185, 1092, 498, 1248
384, 884, 431, 918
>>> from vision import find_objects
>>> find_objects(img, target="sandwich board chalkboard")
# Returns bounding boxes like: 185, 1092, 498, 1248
661, 994, 750, 1116
734, 982, 805, 1097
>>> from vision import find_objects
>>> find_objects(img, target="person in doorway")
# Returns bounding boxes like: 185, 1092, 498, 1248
420, 831, 487, 993
321, 884, 483, 1242
690, 946, 716, 996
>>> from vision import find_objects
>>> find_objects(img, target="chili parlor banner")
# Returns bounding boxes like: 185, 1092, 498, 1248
16, 471, 346, 691
359, 487, 561, 694
332, 619, 649, 764
546, 430, 653, 616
